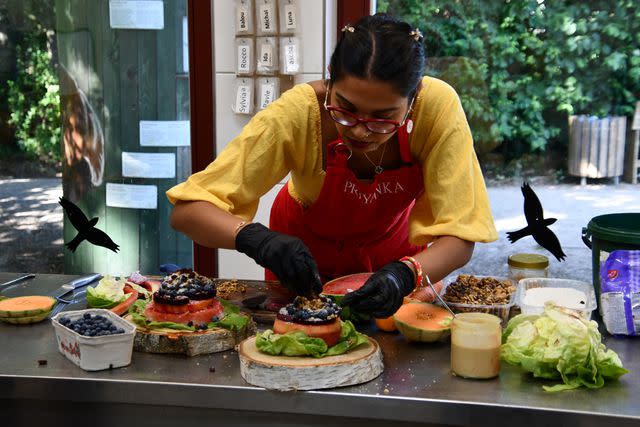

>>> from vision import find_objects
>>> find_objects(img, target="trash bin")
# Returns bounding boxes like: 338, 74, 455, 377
582, 213, 640, 303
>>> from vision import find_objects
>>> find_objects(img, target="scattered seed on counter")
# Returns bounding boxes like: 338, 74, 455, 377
209, 366, 216, 373
37, 359, 47, 366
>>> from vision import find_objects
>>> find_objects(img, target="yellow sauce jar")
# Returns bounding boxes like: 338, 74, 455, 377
508, 253, 549, 282
450, 313, 502, 379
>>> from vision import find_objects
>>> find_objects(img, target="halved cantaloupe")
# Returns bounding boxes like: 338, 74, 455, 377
0, 310, 51, 325
322, 273, 372, 323
0, 296, 56, 318
375, 281, 445, 332
393, 302, 453, 342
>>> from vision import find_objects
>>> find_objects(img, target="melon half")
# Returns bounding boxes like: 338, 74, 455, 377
393, 302, 453, 342
321, 273, 372, 323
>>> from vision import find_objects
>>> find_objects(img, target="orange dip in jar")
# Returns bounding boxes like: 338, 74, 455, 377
450, 313, 502, 379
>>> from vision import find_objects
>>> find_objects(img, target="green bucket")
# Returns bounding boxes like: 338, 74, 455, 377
582, 213, 640, 301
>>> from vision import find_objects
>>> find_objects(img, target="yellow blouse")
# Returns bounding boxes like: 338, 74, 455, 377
166, 76, 498, 245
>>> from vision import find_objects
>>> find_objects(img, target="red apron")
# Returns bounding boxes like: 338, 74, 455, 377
267, 125, 425, 282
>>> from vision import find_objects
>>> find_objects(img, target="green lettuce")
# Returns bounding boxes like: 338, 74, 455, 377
255, 320, 369, 358
128, 298, 249, 333
208, 299, 249, 332
86, 275, 127, 308
501, 303, 628, 392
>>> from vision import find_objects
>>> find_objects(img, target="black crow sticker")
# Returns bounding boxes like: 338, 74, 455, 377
507, 183, 566, 261
59, 197, 120, 253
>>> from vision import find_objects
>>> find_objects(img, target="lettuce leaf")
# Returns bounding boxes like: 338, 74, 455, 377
128, 298, 248, 333
86, 275, 127, 308
501, 303, 628, 391
208, 298, 249, 332
255, 320, 369, 358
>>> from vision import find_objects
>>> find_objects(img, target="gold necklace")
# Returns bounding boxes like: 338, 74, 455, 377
363, 142, 387, 174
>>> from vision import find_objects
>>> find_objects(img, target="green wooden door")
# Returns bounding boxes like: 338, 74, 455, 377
56, 0, 192, 275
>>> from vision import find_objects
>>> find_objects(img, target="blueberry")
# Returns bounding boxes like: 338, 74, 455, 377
83, 312, 91, 320
187, 321, 194, 327
318, 309, 328, 318
116, 328, 124, 334
204, 284, 213, 293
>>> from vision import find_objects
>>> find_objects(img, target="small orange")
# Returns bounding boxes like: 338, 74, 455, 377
374, 316, 397, 332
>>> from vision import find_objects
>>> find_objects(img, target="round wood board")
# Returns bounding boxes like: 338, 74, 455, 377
238, 336, 383, 391
123, 314, 256, 356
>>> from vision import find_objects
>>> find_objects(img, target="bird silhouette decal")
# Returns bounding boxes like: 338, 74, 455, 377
507, 183, 566, 261
58, 197, 120, 253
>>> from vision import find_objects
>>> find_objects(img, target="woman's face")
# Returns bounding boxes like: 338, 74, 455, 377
328, 75, 412, 153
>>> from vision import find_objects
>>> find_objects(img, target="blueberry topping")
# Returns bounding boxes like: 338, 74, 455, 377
61, 313, 126, 337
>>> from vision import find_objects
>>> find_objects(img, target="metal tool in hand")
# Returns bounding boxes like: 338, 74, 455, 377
424, 273, 456, 318
0, 274, 36, 289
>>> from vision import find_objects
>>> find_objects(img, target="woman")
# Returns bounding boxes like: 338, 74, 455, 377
168, 14, 497, 318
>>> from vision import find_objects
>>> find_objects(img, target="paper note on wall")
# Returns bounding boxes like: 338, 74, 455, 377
140, 121, 190, 147
106, 183, 157, 209
122, 152, 176, 178
109, 0, 164, 29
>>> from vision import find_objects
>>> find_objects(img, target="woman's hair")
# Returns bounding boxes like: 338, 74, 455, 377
329, 13, 426, 98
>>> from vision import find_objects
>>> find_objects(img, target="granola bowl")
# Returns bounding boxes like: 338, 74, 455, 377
439, 275, 517, 327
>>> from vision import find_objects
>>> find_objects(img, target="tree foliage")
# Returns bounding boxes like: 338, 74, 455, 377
4, 1, 61, 165
378, 0, 640, 156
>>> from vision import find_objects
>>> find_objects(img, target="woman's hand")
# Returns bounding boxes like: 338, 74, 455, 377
235, 223, 322, 297
341, 261, 415, 318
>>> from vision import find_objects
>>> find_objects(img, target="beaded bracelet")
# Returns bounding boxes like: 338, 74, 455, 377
399, 256, 424, 289
233, 220, 249, 237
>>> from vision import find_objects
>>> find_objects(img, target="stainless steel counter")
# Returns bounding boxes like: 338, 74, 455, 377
1, 273, 639, 427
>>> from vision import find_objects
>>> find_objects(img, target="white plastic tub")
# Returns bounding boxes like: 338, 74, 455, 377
51, 309, 136, 371
516, 278, 597, 319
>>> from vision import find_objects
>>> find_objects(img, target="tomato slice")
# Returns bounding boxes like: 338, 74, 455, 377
273, 318, 342, 347
150, 300, 190, 314
111, 286, 139, 316
188, 298, 218, 312
144, 299, 224, 326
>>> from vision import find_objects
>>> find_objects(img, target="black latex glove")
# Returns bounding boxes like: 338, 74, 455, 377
341, 261, 415, 318
235, 223, 322, 297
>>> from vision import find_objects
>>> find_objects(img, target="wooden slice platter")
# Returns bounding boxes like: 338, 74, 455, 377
238, 336, 384, 391
124, 314, 257, 356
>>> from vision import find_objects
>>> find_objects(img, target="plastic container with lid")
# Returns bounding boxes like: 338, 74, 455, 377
508, 253, 549, 282
516, 277, 597, 319
450, 312, 502, 379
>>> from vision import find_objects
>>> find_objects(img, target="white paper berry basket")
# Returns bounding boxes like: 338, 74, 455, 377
51, 309, 136, 371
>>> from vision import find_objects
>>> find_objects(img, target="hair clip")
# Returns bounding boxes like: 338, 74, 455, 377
410, 28, 423, 41
341, 25, 355, 33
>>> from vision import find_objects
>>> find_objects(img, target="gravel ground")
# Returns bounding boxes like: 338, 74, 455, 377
0, 178, 63, 273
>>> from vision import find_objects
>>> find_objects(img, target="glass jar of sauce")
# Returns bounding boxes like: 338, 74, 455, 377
508, 253, 549, 282
451, 312, 502, 379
